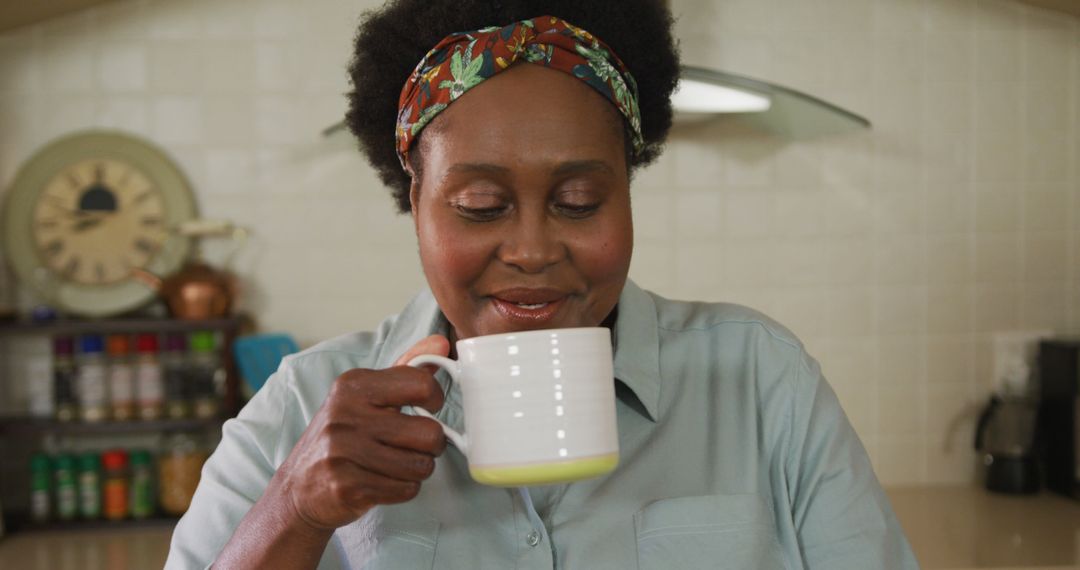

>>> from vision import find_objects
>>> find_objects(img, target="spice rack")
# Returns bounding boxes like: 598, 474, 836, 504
0, 315, 246, 534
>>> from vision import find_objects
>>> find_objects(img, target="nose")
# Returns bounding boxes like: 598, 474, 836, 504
497, 212, 566, 273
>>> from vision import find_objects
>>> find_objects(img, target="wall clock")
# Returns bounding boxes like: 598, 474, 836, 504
2, 130, 197, 317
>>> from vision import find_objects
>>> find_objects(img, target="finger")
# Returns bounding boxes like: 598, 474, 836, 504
329, 460, 422, 513
370, 413, 448, 456
337, 367, 445, 412
352, 438, 439, 482
393, 334, 451, 372
372, 367, 447, 413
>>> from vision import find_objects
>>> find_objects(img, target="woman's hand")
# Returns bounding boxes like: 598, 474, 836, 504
276, 334, 452, 532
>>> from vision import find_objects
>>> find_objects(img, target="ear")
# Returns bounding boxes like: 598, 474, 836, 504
409, 176, 421, 232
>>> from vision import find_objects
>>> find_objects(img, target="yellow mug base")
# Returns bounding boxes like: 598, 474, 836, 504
469, 452, 619, 487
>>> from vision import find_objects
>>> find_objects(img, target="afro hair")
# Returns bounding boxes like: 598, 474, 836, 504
345, 0, 680, 213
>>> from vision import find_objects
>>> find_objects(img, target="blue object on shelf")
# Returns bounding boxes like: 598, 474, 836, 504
233, 333, 300, 393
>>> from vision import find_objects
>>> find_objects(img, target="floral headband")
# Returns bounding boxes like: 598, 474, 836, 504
395, 15, 644, 170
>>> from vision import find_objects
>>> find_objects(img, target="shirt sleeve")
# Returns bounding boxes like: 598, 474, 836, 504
164, 361, 306, 570
785, 350, 921, 569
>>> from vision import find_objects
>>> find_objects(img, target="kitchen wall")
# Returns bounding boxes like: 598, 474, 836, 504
0, 0, 1077, 486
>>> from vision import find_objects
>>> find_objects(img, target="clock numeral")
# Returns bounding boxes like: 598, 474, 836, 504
63, 257, 81, 279
43, 240, 64, 258
141, 216, 162, 227
38, 219, 59, 229
94, 163, 106, 184
133, 191, 152, 205
67, 173, 82, 190
95, 262, 106, 283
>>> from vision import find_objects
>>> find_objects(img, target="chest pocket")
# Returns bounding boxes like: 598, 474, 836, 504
633, 494, 787, 570
332, 508, 440, 570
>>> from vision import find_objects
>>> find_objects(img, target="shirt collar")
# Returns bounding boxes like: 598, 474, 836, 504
373, 279, 661, 423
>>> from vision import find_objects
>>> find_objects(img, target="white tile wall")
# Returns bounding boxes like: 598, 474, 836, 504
0, 0, 1076, 485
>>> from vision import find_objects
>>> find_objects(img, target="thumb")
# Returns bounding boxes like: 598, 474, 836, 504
393, 334, 451, 372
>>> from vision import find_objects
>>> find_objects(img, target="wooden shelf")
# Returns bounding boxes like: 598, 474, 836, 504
0, 315, 244, 337
3, 511, 181, 534
0, 416, 227, 437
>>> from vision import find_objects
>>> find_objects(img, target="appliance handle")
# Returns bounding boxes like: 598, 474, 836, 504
973, 395, 1002, 451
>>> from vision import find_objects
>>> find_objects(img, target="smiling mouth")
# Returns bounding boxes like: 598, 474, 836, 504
489, 288, 569, 324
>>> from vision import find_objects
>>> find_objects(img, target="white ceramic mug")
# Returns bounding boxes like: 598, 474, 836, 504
407, 327, 619, 487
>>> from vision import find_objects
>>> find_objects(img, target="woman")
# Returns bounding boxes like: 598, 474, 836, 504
167, 1, 919, 568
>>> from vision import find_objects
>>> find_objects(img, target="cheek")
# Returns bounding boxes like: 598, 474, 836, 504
418, 215, 493, 288
573, 215, 634, 284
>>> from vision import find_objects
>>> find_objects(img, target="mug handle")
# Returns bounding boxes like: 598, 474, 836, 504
406, 354, 468, 453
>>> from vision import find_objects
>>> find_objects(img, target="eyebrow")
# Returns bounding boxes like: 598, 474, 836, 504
447, 160, 614, 177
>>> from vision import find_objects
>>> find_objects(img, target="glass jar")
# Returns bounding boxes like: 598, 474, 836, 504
163, 333, 190, 420
76, 335, 109, 422
52, 336, 78, 422
134, 334, 164, 421
129, 450, 156, 519
159, 433, 207, 516
107, 334, 136, 421
53, 454, 78, 521
29, 454, 51, 523
189, 331, 221, 419
101, 449, 129, 521
77, 452, 101, 520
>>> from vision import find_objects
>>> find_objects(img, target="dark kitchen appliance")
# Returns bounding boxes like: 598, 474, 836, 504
975, 393, 1041, 494
1038, 339, 1080, 500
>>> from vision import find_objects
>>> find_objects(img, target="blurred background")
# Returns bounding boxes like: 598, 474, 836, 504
0, 0, 1077, 568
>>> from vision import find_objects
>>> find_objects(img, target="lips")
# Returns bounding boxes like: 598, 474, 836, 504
489, 287, 568, 324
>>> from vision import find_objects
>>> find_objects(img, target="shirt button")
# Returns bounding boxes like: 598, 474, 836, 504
526, 530, 541, 547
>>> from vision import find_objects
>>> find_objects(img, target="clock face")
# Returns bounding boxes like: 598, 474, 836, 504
32, 159, 169, 286
2, 130, 197, 317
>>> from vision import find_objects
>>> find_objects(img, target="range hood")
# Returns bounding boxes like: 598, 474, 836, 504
673, 66, 871, 138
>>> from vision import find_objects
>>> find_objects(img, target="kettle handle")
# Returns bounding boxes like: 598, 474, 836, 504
973, 395, 1002, 451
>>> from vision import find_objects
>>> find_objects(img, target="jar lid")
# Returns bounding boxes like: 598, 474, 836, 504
53, 454, 76, 470
53, 336, 75, 355
135, 333, 159, 353
107, 334, 131, 355
80, 335, 105, 354
30, 454, 50, 471
189, 331, 215, 352
101, 449, 129, 470
79, 452, 101, 471
164, 333, 187, 352
129, 450, 153, 466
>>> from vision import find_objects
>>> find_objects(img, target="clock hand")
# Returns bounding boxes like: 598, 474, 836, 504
73, 217, 105, 233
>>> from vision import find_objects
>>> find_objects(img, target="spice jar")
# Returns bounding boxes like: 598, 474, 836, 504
159, 433, 207, 515
52, 336, 78, 422
77, 452, 102, 520
102, 450, 129, 521
134, 334, 164, 421
53, 454, 78, 521
30, 454, 51, 523
107, 335, 136, 421
129, 450, 156, 519
162, 334, 190, 420
76, 335, 109, 422
189, 331, 221, 419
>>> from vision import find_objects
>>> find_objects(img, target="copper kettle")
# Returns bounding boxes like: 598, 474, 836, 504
132, 260, 238, 320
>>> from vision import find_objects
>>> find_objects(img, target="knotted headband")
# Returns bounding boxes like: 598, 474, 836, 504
395, 15, 644, 170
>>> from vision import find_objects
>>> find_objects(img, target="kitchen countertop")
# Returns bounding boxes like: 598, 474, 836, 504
886, 485, 1080, 569
0, 485, 1076, 568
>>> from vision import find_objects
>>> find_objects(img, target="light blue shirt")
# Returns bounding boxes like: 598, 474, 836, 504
167, 280, 919, 569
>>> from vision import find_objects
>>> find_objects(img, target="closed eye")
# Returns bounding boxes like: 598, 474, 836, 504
456, 205, 507, 221
555, 203, 600, 218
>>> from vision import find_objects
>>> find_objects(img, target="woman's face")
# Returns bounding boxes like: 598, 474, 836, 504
410, 64, 633, 341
